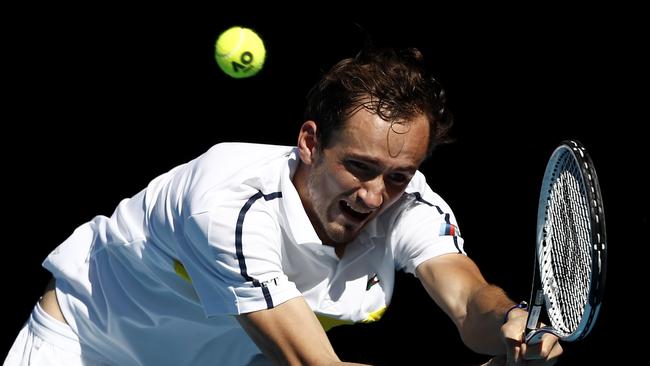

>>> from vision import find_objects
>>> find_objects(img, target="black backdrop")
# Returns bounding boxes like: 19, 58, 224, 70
4, 6, 645, 365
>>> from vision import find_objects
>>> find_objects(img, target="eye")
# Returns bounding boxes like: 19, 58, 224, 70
388, 173, 410, 185
346, 160, 371, 172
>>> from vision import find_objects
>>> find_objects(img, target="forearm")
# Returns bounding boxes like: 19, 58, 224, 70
416, 255, 527, 357
459, 284, 515, 355
237, 297, 372, 366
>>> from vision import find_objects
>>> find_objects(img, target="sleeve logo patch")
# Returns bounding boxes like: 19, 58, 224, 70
366, 273, 380, 291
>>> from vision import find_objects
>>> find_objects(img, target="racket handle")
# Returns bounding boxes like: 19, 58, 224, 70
524, 289, 548, 344
526, 289, 544, 330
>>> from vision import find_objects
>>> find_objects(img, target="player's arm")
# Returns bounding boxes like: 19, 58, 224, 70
416, 253, 515, 354
236, 296, 369, 366
416, 253, 562, 363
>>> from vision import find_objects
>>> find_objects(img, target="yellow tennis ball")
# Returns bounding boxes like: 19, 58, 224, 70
215, 26, 266, 78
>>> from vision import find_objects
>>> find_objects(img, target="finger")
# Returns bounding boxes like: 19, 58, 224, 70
538, 340, 563, 364
522, 336, 563, 366
500, 322, 525, 365
526, 343, 562, 366
522, 333, 561, 360
505, 344, 522, 366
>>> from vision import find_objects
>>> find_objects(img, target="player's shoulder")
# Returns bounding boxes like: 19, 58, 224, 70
183, 143, 294, 212
404, 171, 441, 202
205, 142, 293, 159
194, 142, 294, 178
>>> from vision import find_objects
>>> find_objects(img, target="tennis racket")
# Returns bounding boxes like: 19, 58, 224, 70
525, 140, 607, 344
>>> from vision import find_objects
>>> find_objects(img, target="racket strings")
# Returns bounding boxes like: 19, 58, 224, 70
540, 152, 593, 336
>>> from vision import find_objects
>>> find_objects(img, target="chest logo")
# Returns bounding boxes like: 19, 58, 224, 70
366, 273, 380, 291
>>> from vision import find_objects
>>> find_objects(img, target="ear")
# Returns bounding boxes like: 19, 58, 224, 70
297, 121, 319, 165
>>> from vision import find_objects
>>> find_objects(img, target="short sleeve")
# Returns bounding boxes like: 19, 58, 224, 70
391, 181, 466, 275
179, 204, 301, 317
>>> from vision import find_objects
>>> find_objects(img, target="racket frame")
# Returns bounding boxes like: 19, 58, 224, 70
524, 140, 607, 343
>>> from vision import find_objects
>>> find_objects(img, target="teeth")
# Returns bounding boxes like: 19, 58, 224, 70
345, 201, 369, 214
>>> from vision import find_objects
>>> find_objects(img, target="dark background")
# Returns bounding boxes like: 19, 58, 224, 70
5, 5, 646, 365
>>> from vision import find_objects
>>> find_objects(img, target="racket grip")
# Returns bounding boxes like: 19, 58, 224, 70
526, 290, 544, 330
524, 289, 546, 344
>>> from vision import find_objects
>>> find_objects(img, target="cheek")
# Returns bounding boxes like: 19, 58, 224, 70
327, 165, 358, 194
384, 191, 402, 207
311, 163, 346, 202
386, 185, 405, 200
313, 159, 359, 202
382, 185, 409, 208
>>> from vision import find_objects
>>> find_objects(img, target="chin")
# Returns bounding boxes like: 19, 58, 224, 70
325, 222, 361, 244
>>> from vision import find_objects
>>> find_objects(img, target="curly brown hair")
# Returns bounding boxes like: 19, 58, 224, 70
304, 47, 453, 158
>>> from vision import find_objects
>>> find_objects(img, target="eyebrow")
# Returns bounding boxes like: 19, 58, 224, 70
346, 153, 419, 173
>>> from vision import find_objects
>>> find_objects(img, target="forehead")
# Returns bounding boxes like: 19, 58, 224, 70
331, 108, 429, 167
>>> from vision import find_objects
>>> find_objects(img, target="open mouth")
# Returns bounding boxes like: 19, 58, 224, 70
339, 201, 371, 222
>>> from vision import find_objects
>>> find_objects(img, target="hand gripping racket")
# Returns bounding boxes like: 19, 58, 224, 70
525, 140, 607, 344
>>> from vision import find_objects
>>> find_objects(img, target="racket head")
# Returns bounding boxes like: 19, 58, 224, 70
528, 140, 607, 342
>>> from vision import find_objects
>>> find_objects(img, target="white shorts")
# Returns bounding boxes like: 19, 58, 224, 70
4, 302, 110, 366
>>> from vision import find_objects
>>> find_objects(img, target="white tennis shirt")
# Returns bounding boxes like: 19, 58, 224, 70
43, 143, 465, 365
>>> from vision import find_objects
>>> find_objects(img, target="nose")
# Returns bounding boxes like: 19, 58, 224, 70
358, 176, 385, 209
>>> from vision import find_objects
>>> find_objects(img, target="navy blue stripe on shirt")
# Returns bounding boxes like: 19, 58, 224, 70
411, 192, 443, 214
235, 191, 283, 309
410, 192, 461, 254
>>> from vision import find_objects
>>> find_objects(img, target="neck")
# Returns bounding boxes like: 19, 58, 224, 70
292, 161, 345, 250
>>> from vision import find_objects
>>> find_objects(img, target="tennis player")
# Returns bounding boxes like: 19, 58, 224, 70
5, 47, 562, 365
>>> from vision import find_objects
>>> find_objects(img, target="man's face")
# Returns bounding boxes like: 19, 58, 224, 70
298, 108, 430, 245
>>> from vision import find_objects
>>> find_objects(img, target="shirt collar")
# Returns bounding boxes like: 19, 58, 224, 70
280, 148, 322, 246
